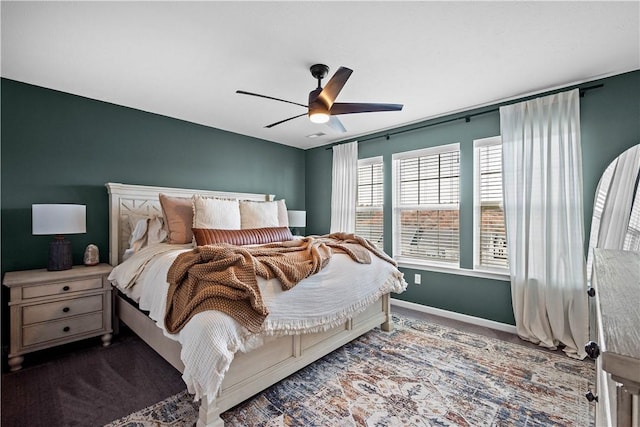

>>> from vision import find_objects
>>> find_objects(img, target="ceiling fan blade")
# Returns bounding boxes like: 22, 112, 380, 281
265, 113, 308, 128
326, 116, 346, 133
317, 67, 353, 108
236, 90, 308, 108
330, 102, 404, 115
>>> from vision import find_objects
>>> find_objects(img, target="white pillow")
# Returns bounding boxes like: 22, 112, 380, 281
239, 200, 280, 229
123, 216, 167, 260
277, 199, 289, 227
192, 195, 241, 230
147, 216, 167, 245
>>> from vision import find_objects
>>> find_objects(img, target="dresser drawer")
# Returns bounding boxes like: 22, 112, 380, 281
22, 312, 104, 347
22, 295, 103, 325
22, 277, 103, 299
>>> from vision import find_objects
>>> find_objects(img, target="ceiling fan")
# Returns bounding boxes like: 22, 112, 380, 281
236, 64, 403, 133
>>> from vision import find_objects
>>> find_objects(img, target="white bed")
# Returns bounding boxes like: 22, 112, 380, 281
105, 182, 406, 427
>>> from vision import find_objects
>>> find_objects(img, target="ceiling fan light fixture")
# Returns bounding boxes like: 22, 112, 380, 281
308, 87, 330, 124
309, 111, 330, 124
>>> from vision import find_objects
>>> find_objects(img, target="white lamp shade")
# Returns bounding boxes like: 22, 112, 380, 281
287, 210, 306, 228
32, 204, 86, 235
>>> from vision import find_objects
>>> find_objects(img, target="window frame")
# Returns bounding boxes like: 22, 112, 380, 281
473, 136, 509, 273
392, 143, 461, 268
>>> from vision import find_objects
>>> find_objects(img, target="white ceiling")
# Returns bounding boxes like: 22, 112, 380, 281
2, 1, 638, 150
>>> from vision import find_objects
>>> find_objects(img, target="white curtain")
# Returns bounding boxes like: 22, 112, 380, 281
330, 141, 358, 233
500, 89, 588, 359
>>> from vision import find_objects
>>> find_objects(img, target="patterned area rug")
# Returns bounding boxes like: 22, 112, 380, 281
105, 315, 595, 426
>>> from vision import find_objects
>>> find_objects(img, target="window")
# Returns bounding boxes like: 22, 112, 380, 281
356, 157, 384, 249
393, 143, 460, 265
473, 136, 508, 270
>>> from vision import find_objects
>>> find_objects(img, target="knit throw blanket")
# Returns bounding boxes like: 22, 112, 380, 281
165, 233, 395, 334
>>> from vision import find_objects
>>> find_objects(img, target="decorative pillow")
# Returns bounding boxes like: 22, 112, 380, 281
127, 214, 166, 237
159, 194, 193, 244
123, 216, 167, 260
193, 226, 293, 246
276, 199, 289, 227
239, 200, 280, 229
192, 195, 241, 230
127, 214, 155, 235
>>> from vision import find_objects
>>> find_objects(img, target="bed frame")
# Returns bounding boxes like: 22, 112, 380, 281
105, 182, 393, 427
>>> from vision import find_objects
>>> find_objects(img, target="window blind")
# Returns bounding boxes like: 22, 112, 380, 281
395, 146, 460, 264
356, 159, 384, 249
476, 142, 508, 269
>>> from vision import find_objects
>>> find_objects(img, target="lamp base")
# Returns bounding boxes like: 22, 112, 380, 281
289, 227, 305, 237
48, 237, 73, 271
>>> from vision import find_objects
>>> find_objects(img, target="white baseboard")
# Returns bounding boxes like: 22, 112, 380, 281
391, 298, 518, 335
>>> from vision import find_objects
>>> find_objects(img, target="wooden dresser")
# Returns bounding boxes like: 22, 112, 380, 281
3, 264, 113, 371
590, 249, 640, 427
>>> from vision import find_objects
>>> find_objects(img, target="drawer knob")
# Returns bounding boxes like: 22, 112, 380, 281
62, 307, 70, 313
587, 288, 596, 297
585, 390, 598, 403
62, 285, 70, 291
585, 341, 600, 359
63, 326, 70, 332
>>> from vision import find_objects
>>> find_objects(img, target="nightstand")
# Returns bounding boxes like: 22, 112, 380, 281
3, 264, 113, 371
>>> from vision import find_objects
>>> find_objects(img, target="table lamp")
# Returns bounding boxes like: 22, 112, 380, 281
32, 204, 86, 271
287, 210, 306, 236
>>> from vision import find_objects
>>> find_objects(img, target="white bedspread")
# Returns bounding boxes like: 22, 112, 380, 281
109, 242, 406, 404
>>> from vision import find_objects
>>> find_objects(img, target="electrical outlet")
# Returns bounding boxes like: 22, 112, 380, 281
414, 273, 421, 285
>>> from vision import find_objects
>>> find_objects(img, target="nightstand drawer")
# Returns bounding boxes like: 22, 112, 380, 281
22, 277, 103, 299
22, 312, 104, 347
22, 295, 103, 325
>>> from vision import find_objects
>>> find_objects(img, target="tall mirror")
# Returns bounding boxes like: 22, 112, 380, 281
587, 143, 640, 281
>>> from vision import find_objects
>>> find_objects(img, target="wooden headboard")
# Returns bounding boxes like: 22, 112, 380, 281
105, 182, 274, 266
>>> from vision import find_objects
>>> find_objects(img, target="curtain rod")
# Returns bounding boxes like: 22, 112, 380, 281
326, 83, 603, 150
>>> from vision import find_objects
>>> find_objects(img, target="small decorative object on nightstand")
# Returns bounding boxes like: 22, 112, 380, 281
2, 264, 113, 371
83, 244, 99, 266
287, 210, 306, 236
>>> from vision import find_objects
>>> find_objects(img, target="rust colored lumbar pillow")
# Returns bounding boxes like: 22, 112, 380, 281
193, 226, 293, 246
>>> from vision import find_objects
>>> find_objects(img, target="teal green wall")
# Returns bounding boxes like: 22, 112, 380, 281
305, 70, 640, 325
2, 71, 638, 333
1, 78, 306, 274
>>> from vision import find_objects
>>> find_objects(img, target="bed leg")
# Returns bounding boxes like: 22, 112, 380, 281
197, 399, 225, 427
381, 316, 393, 332
112, 288, 120, 336
380, 294, 393, 332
